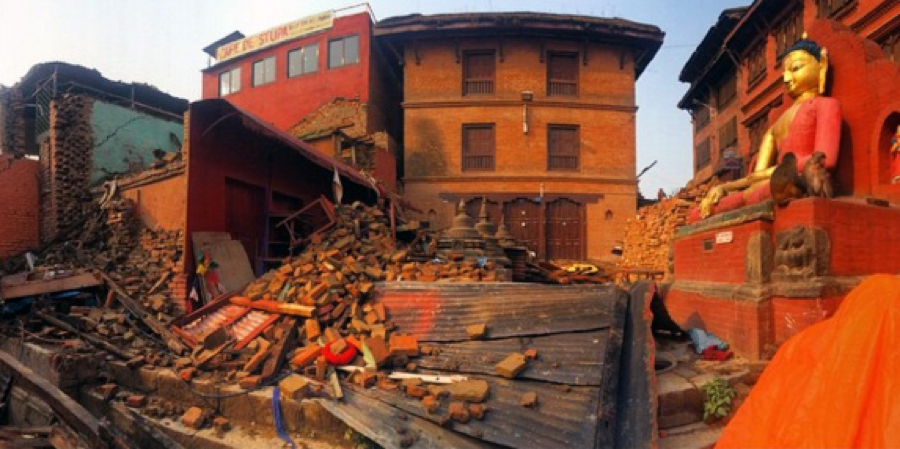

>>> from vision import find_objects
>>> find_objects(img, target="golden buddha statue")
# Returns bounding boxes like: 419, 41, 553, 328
699, 36, 841, 218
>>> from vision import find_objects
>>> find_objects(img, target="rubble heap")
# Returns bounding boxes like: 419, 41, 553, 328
619, 178, 721, 273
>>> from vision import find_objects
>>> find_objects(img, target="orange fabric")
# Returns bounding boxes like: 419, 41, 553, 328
717, 275, 900, 448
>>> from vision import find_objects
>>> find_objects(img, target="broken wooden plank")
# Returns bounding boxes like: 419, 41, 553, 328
35, 312, 135, 360
0, 350, 106, 448
259, 318, 298, 384
416, 330, 609, 385
316, 386, 496, 449
99, 272, 188, 355
0, 270, 102, 300
374, 283, 617, 342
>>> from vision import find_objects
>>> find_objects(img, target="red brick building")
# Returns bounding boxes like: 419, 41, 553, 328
0, 155, 39, 261
375, 13, 663, 262
680, 0, 900, 197
200, 6, 401, 188
670, 0, 900, 358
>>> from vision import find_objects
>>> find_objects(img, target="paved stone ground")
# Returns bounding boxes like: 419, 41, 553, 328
656, 338, 768, 448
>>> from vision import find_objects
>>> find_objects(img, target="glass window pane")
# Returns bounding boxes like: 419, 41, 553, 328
219, 72, 230, 96
345, 36, 359, 64
304, 43, 318, 73
230, 68, 241, 93
288, 49, 302, 77
265, 57, 276, 83
253, 60, 264, 86
329, 39, 343, 68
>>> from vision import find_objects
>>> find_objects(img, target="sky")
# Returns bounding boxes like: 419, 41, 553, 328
0, 0, 750, 196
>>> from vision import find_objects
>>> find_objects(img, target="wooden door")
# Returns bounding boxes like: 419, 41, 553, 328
546, 198, 584, 261
225, 178, 265, 272
504, 198, 542, 257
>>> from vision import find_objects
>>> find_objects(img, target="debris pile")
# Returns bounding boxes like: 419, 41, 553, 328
620, 178, 721, 273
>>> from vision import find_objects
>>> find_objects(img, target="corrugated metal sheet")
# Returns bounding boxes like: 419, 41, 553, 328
325, 281, 628, 449
374, 282, 620, 342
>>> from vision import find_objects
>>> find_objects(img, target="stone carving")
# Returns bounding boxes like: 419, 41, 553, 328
745, 230, 773, 284
772, 226, 830, 282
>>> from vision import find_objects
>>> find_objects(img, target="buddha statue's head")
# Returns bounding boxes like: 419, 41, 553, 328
781, 35, 828, 100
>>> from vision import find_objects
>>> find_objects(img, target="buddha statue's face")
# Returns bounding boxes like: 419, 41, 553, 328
782, 50, 821, 100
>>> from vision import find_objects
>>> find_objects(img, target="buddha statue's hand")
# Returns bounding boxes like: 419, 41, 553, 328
699, 186, 727, 218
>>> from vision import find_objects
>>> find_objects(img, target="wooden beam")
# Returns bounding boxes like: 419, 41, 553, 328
1, 271, 101, 300
99, 272, 188, 355
0, 350, 107, 448
35, 312, 135, 361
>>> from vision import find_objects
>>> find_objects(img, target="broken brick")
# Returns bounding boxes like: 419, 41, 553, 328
239, 375, 261, 390
279, 374, 310, 400
466, 323, 486, 340
523, 348, 538, 360
179, 368, 196, 382
520, 391, 538, 408
305, 319, 321, 341
182, 407, 205, 429
389, 334, 419, 357
406, 385, 428, 398
315, 356, 328, 381
422, 395, 440, 414
213, 416, 231, 434
495, 353, 528, 379
365, 336, 390, 367
446, 380, 490, 403
323, 327, 342, 343
469, 403, 487, 420
125, 395, 147, 408
329, 338, 347, 356
291, 345, 322, 368
98, 384, 118, 402
448, 401, 470, 423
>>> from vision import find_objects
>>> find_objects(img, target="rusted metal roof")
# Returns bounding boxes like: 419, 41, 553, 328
325, 282, 629, 449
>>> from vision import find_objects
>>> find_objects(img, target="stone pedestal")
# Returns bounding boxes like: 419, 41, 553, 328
666, 197, 900, 359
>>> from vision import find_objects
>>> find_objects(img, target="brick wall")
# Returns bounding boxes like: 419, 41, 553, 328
673, 220, 769, 283
41, 95, 94, 243
120, 173, 187, 231
401, 37, 639, 261
0, 155, 39, 260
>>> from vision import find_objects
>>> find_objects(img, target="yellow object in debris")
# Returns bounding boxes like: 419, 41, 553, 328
564, 263, 599, 275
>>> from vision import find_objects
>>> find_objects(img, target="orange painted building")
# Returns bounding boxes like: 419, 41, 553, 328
376, 13, 663, 262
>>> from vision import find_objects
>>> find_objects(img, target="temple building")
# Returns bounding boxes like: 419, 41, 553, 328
375, 12, 664, 262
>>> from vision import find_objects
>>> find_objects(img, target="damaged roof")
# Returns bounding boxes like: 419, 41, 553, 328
13, 62, 188, 119
189, 99, 383, 197
376, 11, 665, 78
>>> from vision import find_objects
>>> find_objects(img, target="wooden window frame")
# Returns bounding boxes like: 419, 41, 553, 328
774, 5, 804, 64
747, 42, 767, 89
547, 52, 579, 96
817, 0, 857, 19
716, 74, 737, 109
462, 50, 495, 95
547, 125, 580, 171
718, 116, 738, 154
696, 137, 711, 170
462, 123, 495, 171
880, 29, 900, 64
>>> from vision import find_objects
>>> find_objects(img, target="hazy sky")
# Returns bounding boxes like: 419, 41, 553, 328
0, 0, 749, 195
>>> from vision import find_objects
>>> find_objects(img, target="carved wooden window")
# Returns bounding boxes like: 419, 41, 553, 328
747, 43, 767, 88
547, 125, 579, 171
696, 137, 711, 170
774, 6, 804, 61
218, 67, 241, 96
694, 102, 711, 131
817, 0, 856, 19
881, 31, 900, 64
252, 57, 276, 87
462, 124, 495, 171
747, 114, 769, 163
718, 116, 738, 153
547, 52, 578, 96
463, 51, 495, 95
716, 73, 737, 109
